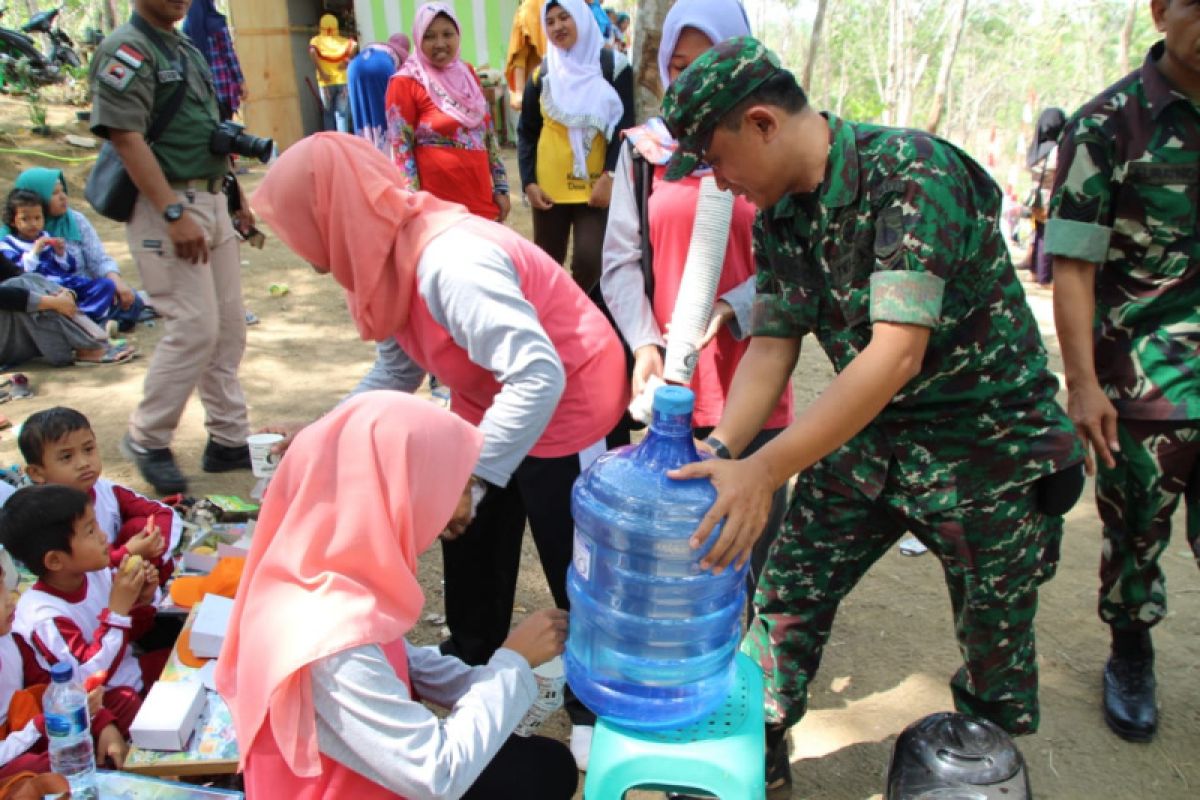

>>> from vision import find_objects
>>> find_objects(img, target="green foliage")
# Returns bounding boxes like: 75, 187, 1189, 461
755, 0, 1158, 175
8, 56, 49, 130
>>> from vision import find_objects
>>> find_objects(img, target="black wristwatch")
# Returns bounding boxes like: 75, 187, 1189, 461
703, 435, 732, 460
163, 203, 184, 223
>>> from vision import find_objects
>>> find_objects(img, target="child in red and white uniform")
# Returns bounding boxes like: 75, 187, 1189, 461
1, 485, 161, 734
20, 407, 180, 585
0, 546, 127, 774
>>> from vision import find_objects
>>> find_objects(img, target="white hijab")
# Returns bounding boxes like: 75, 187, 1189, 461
541, 0, 625, 179
657, 0, 752, 90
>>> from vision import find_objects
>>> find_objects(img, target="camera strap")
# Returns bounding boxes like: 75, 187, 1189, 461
129, 13, 188, 146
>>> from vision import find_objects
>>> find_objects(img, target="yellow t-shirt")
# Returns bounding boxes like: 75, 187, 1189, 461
310, 34, 352, 87
535, 116, 606, 204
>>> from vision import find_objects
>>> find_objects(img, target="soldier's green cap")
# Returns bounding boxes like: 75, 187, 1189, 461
661, 36, 782, 181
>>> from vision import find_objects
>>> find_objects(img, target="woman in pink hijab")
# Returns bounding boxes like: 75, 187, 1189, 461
387, 3, 510, 221
253, 132, 628, 770
215, 391, 576, 799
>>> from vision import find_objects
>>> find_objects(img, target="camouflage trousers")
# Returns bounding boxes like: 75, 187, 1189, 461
742, 462, 1063, 736
1097, 419, 1200, 630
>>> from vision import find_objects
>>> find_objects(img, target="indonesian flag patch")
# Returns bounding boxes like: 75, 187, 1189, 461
114, 44, 146, 70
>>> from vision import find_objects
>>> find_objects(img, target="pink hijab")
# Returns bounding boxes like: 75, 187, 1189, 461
397, 3, 488, 129
214, 391, 484, 777
251, 133, 471, 341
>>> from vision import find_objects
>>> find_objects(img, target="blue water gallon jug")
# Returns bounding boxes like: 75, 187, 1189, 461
565, 385, 748, 730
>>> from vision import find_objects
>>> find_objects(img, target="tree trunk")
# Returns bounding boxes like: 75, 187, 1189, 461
633, 0, 676, 122
926, 0, 968, 134
103, 0, 120, 32
802, 0, 831, 91
1117, 0, 1137, 75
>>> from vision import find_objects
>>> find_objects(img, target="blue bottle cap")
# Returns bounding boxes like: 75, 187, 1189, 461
652, 385, 695, 416
49, 662, 73, 683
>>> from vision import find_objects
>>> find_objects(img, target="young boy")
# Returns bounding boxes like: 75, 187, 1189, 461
0, 547, 127, 776
20, 407, 180, 586
0, 485, 160, 733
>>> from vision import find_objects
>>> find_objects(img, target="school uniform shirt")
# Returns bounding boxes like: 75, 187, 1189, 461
246, 640, 535, 799
602, 140, 794, 430
377, 219, 626, 487
0, 234, 75, 279
0, 635, 43, 766
14, 571, 154, 691
91, 477, 182, 572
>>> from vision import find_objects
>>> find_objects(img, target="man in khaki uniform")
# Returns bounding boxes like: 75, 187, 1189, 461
89, 0, 252, 494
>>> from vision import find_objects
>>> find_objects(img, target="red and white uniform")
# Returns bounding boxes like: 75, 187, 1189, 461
13, 571, 152, 692
91, 477, 180, 582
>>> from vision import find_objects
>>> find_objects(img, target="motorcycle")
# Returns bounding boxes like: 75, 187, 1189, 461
0, 5, 81, 89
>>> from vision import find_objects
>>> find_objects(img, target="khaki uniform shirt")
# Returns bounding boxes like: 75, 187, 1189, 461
89, 14, 228, 182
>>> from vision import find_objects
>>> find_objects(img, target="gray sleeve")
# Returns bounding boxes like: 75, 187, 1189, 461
311, 643, 536, 800
600, 142, 664, 353
71, 210, 120, 279
719, 276, 756, 341
418, 233, 566, 487
351, 337, 427, 395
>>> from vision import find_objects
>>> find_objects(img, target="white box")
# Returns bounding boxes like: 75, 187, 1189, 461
216, 532, 253, 560
190, 594, 235, 659
129, 680, 205, 751
181, 548, 219, 573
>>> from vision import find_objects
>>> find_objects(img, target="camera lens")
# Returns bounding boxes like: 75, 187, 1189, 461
240, 133, 274, 163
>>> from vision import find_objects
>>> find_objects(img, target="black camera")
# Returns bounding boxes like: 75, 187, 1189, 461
210, 121, 274, 163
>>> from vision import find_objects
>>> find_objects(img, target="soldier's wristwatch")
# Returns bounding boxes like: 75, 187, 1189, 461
163, 203, 184, 223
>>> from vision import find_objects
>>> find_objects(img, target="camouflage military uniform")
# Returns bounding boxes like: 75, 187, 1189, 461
739, 115, 1083, 736
661, 38, 1083, 737
1046, 42, 1200, 633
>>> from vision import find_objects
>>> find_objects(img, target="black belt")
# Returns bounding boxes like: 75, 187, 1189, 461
169, 176, 224, 194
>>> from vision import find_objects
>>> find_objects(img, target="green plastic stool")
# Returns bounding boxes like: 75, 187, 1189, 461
583, 652, 766, 799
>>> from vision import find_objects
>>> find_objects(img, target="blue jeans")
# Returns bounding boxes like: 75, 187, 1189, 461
320, 83, 349, 132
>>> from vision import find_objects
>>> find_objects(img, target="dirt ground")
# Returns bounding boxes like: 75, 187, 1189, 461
0, 94, 1195, 799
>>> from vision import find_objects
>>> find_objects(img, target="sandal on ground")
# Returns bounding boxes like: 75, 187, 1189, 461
76, 343, 137, 366
8, 374, 32, 398
0, 415, 11, 431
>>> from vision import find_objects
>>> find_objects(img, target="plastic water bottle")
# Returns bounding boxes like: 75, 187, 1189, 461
44, 662, 97, 799
565, 385, 747, 730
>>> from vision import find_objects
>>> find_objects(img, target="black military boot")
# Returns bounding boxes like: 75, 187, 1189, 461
766, 723, 793, 799
1103, 628, 1157, 742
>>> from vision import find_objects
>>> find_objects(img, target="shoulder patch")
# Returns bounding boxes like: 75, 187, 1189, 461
114, 43, 147, 70
98, 57, 136, 92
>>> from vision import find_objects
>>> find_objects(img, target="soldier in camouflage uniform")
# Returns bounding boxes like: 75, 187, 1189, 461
661, 38, 1083, 795
1046, 0, 1200, 744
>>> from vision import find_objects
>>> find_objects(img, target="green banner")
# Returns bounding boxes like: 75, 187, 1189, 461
355, 0, 520, 71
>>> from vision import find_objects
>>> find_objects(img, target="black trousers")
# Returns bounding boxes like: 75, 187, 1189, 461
462, 733, 578, 799
531, 202, 609, 291
440, 430, 629, 722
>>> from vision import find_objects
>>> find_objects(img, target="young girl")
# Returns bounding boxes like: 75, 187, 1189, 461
1, 189, 117, 326
215, 392, 577, 800
9, 168, 142, 332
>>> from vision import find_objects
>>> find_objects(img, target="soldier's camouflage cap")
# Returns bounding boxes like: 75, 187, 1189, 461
661, 36, 782, 181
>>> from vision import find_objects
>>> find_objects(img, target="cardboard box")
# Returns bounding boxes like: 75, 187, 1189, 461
129, 680, 205, 751
190, 594, 235, 659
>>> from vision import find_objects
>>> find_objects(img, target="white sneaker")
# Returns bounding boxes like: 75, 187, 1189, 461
898, 535, 928, 556
569, 724, 593, 771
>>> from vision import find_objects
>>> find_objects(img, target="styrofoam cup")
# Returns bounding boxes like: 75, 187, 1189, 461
246, 433, 285, 478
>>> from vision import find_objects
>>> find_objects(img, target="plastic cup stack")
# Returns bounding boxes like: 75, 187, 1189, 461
662, 176, 735, 385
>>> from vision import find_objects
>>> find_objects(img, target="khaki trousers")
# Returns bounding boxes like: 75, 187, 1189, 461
125, 189, 249, 449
